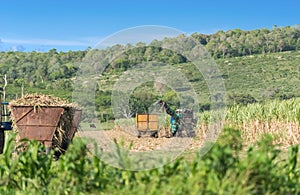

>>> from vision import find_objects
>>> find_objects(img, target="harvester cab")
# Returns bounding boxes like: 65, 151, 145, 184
0, 101, 12, 154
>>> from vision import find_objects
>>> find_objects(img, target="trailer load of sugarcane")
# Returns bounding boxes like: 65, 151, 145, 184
9, 94, 82, 155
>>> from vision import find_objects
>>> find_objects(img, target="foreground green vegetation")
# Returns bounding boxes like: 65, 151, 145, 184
0, 128, 299, 194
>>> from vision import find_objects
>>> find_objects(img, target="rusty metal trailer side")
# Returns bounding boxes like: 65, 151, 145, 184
10, 106, 81, 154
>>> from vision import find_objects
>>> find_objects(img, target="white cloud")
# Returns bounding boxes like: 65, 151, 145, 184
10, 45, 26, 52
2, 38, 90, 47
80, 36, 103, 45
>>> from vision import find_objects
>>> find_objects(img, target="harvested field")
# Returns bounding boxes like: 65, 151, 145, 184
78, 120, 300, 154
78, 126, 205, 153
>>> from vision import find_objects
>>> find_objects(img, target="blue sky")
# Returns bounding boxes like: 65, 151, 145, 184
0, 0, 299, 52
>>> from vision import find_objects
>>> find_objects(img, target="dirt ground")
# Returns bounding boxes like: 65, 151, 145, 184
77, 126, 205, 153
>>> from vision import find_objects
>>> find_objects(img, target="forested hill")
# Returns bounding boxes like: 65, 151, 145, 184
0, 25, 299, 103
192, 25, 300, 58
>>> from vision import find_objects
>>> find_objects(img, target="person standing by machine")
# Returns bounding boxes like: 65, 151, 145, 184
156, 100, 182, 137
